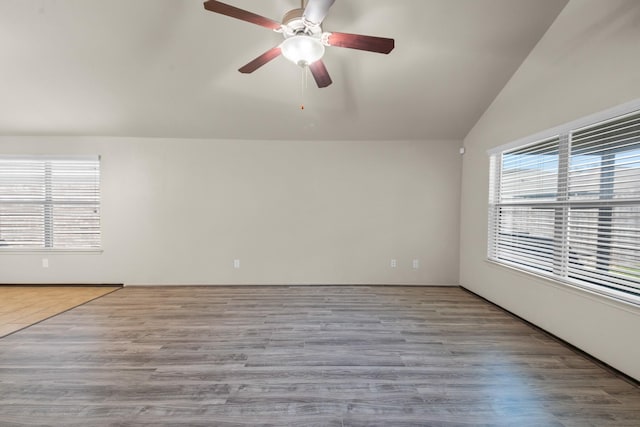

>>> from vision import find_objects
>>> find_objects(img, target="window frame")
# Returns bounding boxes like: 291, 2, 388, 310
0, 154, 102, 252
487, 99, 640, 306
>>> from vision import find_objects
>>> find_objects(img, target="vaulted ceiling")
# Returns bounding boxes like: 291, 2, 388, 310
0, 0, 568, 140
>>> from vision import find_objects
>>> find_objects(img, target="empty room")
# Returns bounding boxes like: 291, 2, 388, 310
1, 0, 639, 425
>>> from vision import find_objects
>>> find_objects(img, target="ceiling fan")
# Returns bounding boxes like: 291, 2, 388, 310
203, 0, 395, 88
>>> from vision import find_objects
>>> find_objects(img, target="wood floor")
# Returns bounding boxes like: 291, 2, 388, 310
0, 286, 120, 338
0, 286, 638, 426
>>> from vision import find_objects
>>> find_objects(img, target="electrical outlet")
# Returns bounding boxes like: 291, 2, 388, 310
390, 259, 397, 268
233, 259, 240, 269
412, 259, 420, 269
42, 258, 49, 268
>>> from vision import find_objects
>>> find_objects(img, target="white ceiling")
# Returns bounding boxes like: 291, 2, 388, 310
0, 0, 568, 141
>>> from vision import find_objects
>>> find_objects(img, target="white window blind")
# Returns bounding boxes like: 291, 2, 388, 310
0, 155, 101, 250
489, 109, 640, 304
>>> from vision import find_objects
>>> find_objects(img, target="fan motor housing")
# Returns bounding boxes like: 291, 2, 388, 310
281, 8, 322, 37
282, 8, 304, 26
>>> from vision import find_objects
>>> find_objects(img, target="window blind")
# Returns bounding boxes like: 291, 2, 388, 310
489, 109, 640, 304
566, 113, 640, 296
0, 155, 101, 249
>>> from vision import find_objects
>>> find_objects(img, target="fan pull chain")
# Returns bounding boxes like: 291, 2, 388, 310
300, 66, 307, 110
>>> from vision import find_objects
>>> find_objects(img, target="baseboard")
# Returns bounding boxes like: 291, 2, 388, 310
122, 283, 460, 287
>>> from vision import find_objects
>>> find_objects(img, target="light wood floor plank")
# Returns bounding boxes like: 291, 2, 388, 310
0, 286, 121, 337
0, 285, 638, 426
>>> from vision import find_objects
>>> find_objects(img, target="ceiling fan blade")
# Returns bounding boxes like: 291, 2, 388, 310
239, 47, 282, 73
326, 32, 395, 54
203, 0, 281, 30
308, 60, 332, 88
303, 0, 335, 25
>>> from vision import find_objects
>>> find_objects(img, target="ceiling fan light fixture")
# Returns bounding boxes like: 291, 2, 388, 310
280, 35, 325, 67
203, 0, 395, 88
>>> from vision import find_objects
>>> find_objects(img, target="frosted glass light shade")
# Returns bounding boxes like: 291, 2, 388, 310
281, 35, 325, 67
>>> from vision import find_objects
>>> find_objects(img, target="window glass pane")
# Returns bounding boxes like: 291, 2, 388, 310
52, 204, 101, 249
500, 138, 559, 202
0, 160, 45, 202
495, 206, 557, 273
570, 113, 640, 201
613, 147, 640, 199
568, 206, 640, 294
0, 204, 45, 248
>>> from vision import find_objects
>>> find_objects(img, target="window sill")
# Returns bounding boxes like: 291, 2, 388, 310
0, 249, 103, 255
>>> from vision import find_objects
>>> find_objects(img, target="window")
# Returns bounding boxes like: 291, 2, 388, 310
489, 108, 640, 304
0, 155, 100, 250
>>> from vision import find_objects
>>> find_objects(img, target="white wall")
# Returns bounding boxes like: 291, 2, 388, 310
0, 137, 461, 286
460, 0, 640, 380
